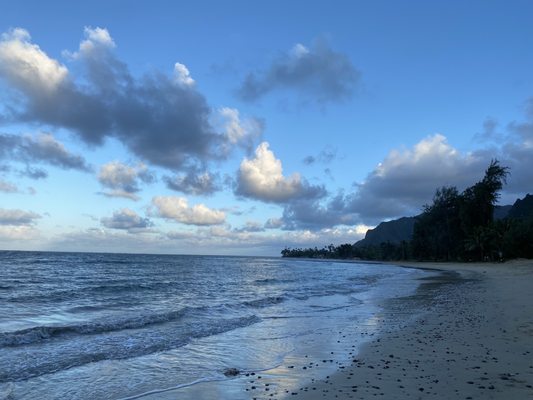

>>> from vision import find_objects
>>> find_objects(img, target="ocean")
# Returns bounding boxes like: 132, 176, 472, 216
0, 251, 434, 399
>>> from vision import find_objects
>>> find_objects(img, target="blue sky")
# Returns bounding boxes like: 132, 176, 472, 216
1, 0, 532, 255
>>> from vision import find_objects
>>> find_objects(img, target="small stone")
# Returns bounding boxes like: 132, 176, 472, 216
223, 368, 240, 377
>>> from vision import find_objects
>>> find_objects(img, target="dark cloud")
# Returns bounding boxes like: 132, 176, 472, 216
0, 132, 91, 174
101, 208, 152, 232
343, 134, 489, 224
303, 146, 337, 165
474, 117, 504, 143
163, 171, 221, 195
499, 141, 533, 195
302, 155, 316, 165
238, 40, 360, 104
23, 166, 48, 179
0, 28, 261, 174
0, 208, 41, 225
264, 217, 283, 229
97, 161, 155, 200
280, 192, 356, 230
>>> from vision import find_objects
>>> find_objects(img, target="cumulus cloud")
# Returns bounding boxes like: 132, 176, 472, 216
345, 134, 487, 223
238, 40, 360, 104
0, 208, 41, 225
98, 161, 154, 200
163, 171, 220, 195
151, 196, 225, 226
235, 142, 326, 203
0, 27, 260, 174
0, 28, 68, 94
216, 107, 263, 153
101, 208, 152, 232
338, 104, 533, 225
174, 62, 195, 87
0, 132, 91, 173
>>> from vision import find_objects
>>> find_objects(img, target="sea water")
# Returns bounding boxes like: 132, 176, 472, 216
0, 251, 434, 399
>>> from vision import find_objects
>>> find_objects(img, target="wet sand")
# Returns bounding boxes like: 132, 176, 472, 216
289, 259, 533, 399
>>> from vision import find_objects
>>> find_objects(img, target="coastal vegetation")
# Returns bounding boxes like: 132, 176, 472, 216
282, 160, 533, 261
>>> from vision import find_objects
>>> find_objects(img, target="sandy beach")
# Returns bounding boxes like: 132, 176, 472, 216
289, 260, 533, 399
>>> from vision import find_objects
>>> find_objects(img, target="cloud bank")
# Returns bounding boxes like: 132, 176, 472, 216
0, 208, 41, 226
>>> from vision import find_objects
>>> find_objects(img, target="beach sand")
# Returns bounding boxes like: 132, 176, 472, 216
287, 259, 533, 399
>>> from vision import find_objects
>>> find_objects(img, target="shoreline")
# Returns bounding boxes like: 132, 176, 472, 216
290, 259, 533, 399
116, 259, 533, 399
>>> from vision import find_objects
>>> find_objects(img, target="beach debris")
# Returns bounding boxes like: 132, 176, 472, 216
223, 367, 240, 377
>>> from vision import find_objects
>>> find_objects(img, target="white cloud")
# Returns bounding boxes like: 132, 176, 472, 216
174, 62, 195, 87
0, 28, 68, 93
236, 142, 325, 203
64, 26, 116, 60
218, 107, 262, 147
80, 26, 115, 52
290, 43, 310, 58
151, 196, 225, 226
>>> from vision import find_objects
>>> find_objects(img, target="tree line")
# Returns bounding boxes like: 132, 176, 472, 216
282, 160, 533, 262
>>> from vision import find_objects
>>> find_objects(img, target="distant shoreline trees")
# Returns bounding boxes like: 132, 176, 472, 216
282, 160, 533, 261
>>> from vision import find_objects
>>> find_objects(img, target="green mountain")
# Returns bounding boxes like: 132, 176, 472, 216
354, 216, 417, 247
508, 194, 533, 220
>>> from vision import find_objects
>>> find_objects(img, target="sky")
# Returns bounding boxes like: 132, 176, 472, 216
0, 0, 532, 256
